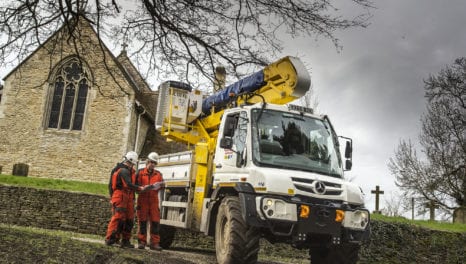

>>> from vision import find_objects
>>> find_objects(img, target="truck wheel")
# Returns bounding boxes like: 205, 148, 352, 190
215, 196, 260, 264
309, 243, 360, 264
159, 225, 176, 249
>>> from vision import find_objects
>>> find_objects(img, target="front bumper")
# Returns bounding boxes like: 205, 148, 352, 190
239, 192, 370, 246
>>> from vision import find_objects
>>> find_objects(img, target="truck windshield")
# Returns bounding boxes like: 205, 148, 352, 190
251, 109, 343, 178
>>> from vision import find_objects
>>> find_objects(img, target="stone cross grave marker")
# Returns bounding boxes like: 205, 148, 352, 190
424, 200, 439, 221
371, 185, 384, 214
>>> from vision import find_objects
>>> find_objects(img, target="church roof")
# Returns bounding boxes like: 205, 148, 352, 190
116, 51, 157, 121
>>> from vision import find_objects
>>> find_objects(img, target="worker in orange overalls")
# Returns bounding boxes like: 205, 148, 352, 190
105, 151, 147, 248
136, 152, 164, 250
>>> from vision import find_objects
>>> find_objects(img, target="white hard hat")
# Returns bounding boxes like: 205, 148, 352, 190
124, 151, 138, 165
147, 152, 159, 163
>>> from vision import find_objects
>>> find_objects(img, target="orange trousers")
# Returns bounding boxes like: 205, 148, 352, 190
105, 190, 135, 241
136, 197, 160, 245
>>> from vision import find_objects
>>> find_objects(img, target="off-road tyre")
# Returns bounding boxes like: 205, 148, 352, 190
159, 225, 176, 249
309, 243, 360, 264
215, 196, 260, 264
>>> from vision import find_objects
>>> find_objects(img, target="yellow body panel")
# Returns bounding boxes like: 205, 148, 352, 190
239, 56, 307, 105
194, 143, 209, 164
190, 138, 216, 230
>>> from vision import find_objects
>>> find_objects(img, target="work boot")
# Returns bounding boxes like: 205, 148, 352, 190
150, 243, 163, 251
120, 239, 135, 248
105, 238, 116, 246
137, 242, 146, 249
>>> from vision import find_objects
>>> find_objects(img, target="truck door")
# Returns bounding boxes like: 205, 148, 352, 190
214, 111, 248, 175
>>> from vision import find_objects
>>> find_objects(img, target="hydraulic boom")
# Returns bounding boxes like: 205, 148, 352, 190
155, 56, 311, 147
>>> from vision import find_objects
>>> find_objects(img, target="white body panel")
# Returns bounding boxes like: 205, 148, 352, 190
157, 151, 193, 182
213, 165, 364, 206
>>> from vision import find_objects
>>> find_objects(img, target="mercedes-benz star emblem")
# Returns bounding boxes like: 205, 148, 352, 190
314, 181, 326, 194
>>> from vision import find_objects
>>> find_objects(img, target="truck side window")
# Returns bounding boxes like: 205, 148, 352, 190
223, 114, 238, 137
221, 112, 248, 167
233, 112, 248, 154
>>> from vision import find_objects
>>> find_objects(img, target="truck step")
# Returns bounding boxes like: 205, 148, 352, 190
161, 201, 188, 208
160, 219, 188, 228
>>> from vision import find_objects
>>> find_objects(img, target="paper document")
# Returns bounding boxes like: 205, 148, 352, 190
147, 182, 164, 190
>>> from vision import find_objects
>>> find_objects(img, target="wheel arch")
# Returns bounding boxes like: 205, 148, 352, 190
204, 185, 238, 236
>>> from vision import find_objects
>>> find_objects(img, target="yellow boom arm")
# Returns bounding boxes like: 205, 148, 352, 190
156, 56, 311, 146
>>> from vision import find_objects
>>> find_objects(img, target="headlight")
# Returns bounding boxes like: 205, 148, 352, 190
266, 199, 273, 207
342, 210, 370, 230
256, 197, 297, 221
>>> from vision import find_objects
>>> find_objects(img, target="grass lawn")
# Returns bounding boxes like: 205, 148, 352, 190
371, 212, 466, 233
0, 174, 107, 196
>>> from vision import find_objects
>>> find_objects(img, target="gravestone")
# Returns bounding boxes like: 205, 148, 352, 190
453, 207, 466, 224
12, 163, 29, 176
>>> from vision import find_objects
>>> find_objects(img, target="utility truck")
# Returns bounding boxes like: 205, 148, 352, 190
153, 57, 370, 264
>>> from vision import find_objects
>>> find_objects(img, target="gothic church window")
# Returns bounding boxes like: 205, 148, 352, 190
47, 57, 91, 131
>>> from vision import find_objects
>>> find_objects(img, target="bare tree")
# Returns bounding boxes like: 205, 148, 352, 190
388, 58, 466, 214
0, 0, 372, 87
380, 191, 408, 218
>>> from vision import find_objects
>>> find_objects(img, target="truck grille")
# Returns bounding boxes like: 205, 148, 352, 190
291, 177, 343, 196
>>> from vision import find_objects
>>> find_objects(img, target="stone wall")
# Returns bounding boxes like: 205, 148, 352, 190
0, 185, 110, 235
359, 220, 465, 263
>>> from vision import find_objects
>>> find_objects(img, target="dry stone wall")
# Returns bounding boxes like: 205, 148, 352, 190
0, 185, 109, 235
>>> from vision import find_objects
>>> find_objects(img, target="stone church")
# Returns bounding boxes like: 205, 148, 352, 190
0, 18, 183, 182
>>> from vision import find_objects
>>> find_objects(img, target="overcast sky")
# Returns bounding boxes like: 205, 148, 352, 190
279, 0, 466, 216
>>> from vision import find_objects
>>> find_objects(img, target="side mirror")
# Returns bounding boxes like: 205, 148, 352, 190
220, 137, 233, 149
345, 160, 352, 171
339, 136, 353, 171
345, 141, 352, 159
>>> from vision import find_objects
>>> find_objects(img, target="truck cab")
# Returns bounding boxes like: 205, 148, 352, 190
211, 103, 369, 246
